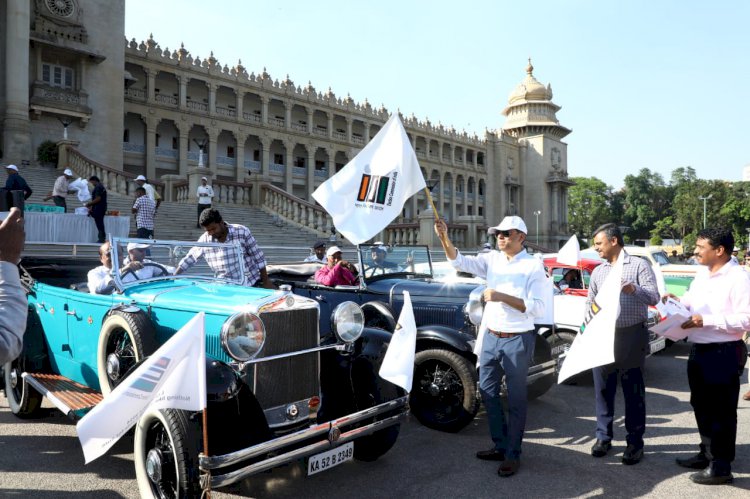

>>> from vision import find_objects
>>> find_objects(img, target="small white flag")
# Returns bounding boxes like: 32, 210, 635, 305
558, 253, 623, 383
77, 313, 207, 463
379, 291, 418, 392
557, 235, 581, 266
312, 114, 426, 244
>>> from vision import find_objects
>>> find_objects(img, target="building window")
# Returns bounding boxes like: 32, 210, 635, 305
253, 149, 260, 161
294, 157, 305, 167
172, 137, 178, 149
227, 146, 235, 158
155, 134, 160, 147
42, 63, 74, 89
123, 129, 130, 142
315, 160, 326, 170
274, 153, 284, 165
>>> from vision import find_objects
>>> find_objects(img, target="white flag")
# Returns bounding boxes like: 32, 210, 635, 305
557, 235, 581, 266
558, 253, 623, 383
312, 114, 426, 244
379, 291, 418, 392
77, 313, 207, 463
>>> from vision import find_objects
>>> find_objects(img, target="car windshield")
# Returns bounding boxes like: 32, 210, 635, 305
358, 244, 432, 279
651, 251, 671, 266
110, 237, 246, 289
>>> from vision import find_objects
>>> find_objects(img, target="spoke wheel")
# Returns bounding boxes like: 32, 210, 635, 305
97, 310, 157, 395
3, 359, 43, 418
411, 349, 479, 433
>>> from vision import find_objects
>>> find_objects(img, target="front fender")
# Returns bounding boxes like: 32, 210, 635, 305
416, 325, 474, 354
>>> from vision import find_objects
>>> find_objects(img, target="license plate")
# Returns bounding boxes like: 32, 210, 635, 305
307, 442, 354, 476
649, 337, 666, 354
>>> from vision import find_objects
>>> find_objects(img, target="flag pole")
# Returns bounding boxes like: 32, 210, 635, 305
423, 187, 441, 221
200, 408, 212, 498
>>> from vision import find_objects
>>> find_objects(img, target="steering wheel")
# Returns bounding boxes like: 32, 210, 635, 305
121, 262, 170, 281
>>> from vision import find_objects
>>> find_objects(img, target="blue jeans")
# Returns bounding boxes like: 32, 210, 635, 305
479, 331, 535, 459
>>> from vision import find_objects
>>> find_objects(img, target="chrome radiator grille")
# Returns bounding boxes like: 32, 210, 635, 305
252, 307, 320, 408
413, 305, 460, 328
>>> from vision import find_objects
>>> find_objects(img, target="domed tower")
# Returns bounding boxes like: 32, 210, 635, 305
499, 60, 573, 249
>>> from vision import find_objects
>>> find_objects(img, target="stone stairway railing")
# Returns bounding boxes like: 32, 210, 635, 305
260, 183, 333, 237
383, 222, 467, 247
60, 144, 165, 198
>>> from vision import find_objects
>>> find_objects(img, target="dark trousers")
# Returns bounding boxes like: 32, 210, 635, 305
52, 196, 67, 212
479, 330, 535, 459
592, 365, 646, 447
688, 340, 748, 469
136, 227, 153, 239
92, 213, 106, 243
197, 204, 210, 225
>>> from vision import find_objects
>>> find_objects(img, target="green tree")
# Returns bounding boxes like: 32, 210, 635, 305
622, 168, 672, 241
567, 177, 614, 240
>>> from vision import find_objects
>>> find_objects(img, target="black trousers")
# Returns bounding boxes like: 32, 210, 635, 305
92, 213, 106, 243
197, 204, 210, 225
52, 195, 67, 212
688, 340, 748, 467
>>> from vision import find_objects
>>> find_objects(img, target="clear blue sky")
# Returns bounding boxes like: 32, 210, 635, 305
126, 0, 750, 189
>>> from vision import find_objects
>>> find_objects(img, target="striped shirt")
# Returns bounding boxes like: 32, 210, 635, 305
177, 223, 266, 286
587, 251, 659, 328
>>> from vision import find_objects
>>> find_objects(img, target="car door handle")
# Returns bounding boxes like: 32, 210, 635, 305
35, 302, 46, 310
66, 310, 78, 317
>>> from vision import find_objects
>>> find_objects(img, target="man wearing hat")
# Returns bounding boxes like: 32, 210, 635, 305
43, 168, 75, 212
435, 215, 547, 477
4, 165, 32, 200
314, 246, 358, 286
134, 175, 161, 210
196, 176, 214, 228
304, 241, 327, 263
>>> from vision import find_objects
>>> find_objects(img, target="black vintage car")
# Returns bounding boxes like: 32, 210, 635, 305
268, 244, 557, 433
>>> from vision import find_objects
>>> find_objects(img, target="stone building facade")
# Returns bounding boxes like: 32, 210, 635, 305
1, 0, 573, 249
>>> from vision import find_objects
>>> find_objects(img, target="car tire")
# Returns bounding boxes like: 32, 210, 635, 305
97, 310, 158, 396
134, 407, 201, 499
361, 301, 397, 332
528, 334, 556, 399
411, 349, 479, 433
3, 359, 43, 418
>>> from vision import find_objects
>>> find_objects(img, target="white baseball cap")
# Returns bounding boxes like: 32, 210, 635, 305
201, 176, 208, 181
326, 245, 343, 258
126, 242, 150, 252
5, 164, 18, 171
63, 168, 73, 176
488, 215, 528, 235
135, 175, 147, 182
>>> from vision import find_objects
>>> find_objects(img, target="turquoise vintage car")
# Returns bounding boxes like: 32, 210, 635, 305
4, 238, 407, 498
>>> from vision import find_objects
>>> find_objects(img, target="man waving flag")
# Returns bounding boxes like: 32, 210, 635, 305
312, 114, 426, 244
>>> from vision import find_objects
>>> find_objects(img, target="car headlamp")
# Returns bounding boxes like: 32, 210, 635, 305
221, 312, 266, 361
466, 285, 486, 326
331, 301, 364, 343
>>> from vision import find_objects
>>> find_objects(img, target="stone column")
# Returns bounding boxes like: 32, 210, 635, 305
460, 177, 468, 216
346, 118, 352, 142
284, 140, 294, 192
178, 75, 187, 109
552, 183, 559, 234
410, 192, 418, 222
418, 208, 439, 247
260, 96, 269, 125
261, 140, 270, 177
327, 148, 336, 178
208, 83, 216, 116
364, 122, 371, 142
450, 177, 457, 222
437, 141, 444, 163
284, 102, 292, 130
236, 90, 244, 122
178, 126, 188, 176
305, 144, 315, 201
145, 118, 157, 180
207, 128, 218, 174
450, 145, 456, 166
2, 0, 31, 164
327, 113, 333, 139
146, 68, 156, 103
307, 109, 314, 134
234, 132, 245, 181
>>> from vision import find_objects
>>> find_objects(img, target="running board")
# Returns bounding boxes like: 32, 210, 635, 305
22, 373, 102, 420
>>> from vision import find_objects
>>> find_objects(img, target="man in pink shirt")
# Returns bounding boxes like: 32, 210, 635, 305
670, 227, 750, 485
314, 246, 358, 286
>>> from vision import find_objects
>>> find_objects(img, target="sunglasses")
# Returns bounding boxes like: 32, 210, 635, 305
496, 230, 514, 238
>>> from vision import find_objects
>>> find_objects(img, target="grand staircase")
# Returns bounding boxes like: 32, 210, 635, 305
14, 163, 344, 263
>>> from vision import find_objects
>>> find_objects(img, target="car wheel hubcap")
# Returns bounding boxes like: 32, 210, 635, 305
9, 369, 18, 390
146, 448, 163, 482
106, 354, 121, 381
428, 383, 441, 396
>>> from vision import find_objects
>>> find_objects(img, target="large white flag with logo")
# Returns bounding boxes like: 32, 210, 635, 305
77, 313, 207, 463
558, 254, 623, 383
379, 291, 418, 392
312, 114, 426, 244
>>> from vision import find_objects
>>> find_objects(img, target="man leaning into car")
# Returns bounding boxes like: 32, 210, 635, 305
435, 215, 546, 477
0, 208, 27, 365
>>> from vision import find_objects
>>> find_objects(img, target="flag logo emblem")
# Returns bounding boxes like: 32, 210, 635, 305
357, 173, 391, 205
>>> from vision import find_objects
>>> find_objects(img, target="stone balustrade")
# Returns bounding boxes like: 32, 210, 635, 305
261, 183, 331, 235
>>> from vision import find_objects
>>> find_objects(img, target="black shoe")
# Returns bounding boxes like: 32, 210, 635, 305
690, 465, 733, 485
497, 459, 520, 477
622, 445, 644, 465
676, 452, 710, 470
476, 448, 506, 461
591, 440, 611, 457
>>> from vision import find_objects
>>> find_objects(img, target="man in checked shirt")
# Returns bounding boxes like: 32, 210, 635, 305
174, 208, 275, 288
588, 223, 659, 466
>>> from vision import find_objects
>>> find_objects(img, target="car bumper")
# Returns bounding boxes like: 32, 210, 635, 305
199, 395, 409, 488
528, 358, 557, 383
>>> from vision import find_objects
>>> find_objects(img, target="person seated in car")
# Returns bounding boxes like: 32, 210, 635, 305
558, 269, 583, 290
365, 244, 405, 277
120, 242, 170, 283
315, 246, 358, 286
88, 242, 116, 294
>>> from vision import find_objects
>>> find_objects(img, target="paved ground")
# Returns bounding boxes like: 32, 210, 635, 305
1, 342, 749, 498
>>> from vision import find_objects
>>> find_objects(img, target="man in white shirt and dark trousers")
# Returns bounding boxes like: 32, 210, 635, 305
435, 215, 547, 477
669, 227, 750, 485
43, 168, 74, 212
196, 176, 214, 228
